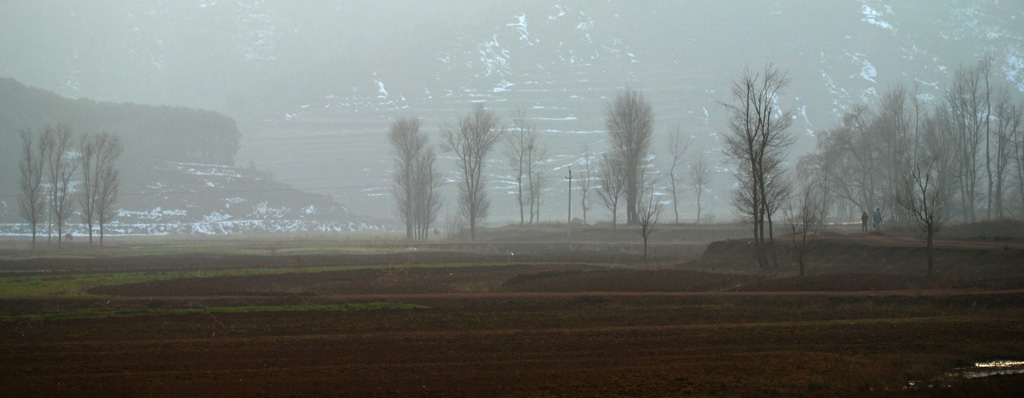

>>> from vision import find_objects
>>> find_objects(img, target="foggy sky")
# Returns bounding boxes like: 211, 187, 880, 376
3, 1, 1023, 223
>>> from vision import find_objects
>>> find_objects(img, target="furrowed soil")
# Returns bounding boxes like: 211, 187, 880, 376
2, 223, 1024, 397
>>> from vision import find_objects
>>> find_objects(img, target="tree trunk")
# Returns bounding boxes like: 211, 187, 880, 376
671, 176, 679, 224
926, 228, 934, 278
695, 189, 702, 224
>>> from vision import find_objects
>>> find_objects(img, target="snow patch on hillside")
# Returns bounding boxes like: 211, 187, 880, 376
860, 3, 894, 32
549, 4, 567, 20
507, 13, 531, 44
479, 34, 511, 77
1006, 51, 1024, 91
846, 52, 877, 82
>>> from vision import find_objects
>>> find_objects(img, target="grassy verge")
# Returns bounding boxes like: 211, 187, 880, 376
0, 302, 426, 322
0, 262, 621, 298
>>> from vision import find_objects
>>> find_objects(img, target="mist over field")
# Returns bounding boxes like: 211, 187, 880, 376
1, 1, 1023, 235
6, 4, 1024, 394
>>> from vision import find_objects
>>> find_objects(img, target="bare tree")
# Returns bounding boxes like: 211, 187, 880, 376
783, 183, 823, 277
636, 180, 663, 263
689, 151, 712, 224
875, 82, 915, 224
78, 134, 96, 241
38, 126, 55, 243
413, 146, 443, 240
95, 165, 119, 246
895, 153, 947, 278
722, 64, 795, 269
817, 106, 882, 219
78, 132, 122, 245
979, 55, 995, 220
388, 117, 428, 240
577, 145, 595, 224
597, 153, 626, 228
441, 104, 502, 241
605, 87, 655, 225
664, 125, 691, 223
44, 125, 78, 249
504, 109, 545, 224
945, 63, 986, 221
18, 129, 47, 250
530, 170, 544, 222
1005, 96, 1024, 219
992, 86, 1022, 218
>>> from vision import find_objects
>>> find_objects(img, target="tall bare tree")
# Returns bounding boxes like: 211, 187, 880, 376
413, 146, 443, 240
945, 63, 986, 221
722, 64, 795, 269
1003, 95, 1024, 219
577, 145, 595, 224
504, 109, 545, 224
597, 153, 626, 228
43, 125, 78, 249
18, 130, 47, 250
388, 117, 428, 240
689, 151, 712, 224
530, 170, 544, 222
978, 55, 995, 220
664, 125, 691, 223
95, 165, 119, 246
605, 87, 655, 225
875, 82, 915, 224
992, 86, 1022, 218
78, 132, 122, 245
441, 104, 502, 241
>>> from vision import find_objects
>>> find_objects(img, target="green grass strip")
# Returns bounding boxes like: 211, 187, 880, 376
0, 262, 622, 298
0, 301, 426, 322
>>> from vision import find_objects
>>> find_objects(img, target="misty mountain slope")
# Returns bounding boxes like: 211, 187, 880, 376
0, 80, 378, 234
237, 1, 1024, 222
3, 1, 1023, 224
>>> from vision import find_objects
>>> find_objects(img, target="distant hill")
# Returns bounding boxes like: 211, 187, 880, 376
0, 79, 381, 234
0, 77, 239, 167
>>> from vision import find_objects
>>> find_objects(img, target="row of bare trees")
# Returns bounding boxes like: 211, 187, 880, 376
791, 55, 1023, 276
504, 109, 546, 225
19, 125, 122, 249
385, 90, 720, 245
803, 57, 1024, 228
592, 89, 715, 230
391, 105, 546, 242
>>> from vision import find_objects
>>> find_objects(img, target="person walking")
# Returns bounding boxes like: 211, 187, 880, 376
872, 208, 882, 232
861, 211, 869, 233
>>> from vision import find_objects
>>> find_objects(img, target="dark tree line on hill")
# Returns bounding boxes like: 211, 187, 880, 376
19, 125, 122, 249
0, 78, 241, 197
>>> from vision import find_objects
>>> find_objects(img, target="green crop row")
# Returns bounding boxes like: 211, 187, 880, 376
0, 262, 621, 298
0, 302, 426, 322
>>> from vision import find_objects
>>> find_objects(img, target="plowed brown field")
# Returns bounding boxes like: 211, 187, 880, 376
2, 226, 1024, 397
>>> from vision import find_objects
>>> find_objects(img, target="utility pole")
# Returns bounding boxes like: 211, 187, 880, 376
566, 166, 572, 247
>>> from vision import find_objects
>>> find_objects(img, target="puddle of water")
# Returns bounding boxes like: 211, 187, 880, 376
957, 360, 1024, 379
907, 360, 1024, 390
